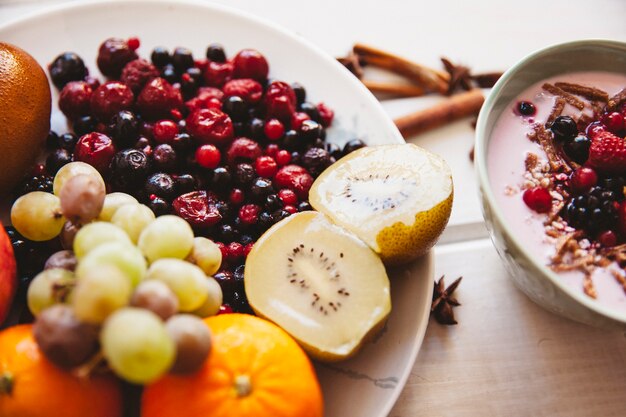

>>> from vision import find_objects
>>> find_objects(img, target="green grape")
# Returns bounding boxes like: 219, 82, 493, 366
59, 174, 106, 224
73, 222, 131, 259
146, 259, 208, 312
53, 161, 104, 196
111, 203, 155, 243
101, 307, 175, 384
76, 242, 147, 287
165, 314, 212, 374
74, 264, 132, 323
11, 192, 66, 241
98, 192, 138, 221
27, 268, 75, 316
186, 237, 222, 276
192, 277, 223, 318
138, 215, 194, 263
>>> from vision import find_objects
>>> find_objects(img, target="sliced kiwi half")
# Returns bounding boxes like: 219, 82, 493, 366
244, 211, 391, 362
309, 143, 453, 265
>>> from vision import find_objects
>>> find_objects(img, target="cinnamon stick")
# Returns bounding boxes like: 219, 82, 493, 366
354, 43, 449, 94
362, 79, 426, 97
393, 89, 484, 137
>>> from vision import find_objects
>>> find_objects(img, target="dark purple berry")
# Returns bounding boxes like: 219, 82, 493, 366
172, 47, 194, 73
148, 196, 171, 216
151, 47, 171, 67
152, 144, 177, 172
145, 173, 176, 201
206, 44, 226, 62
109, 149, 150, 191
516, 101, 536, 116
302, 147, 331, 176
110, 111, 140, 147
342, 139, 366, 155
234, 163, 255, 186
48, 52, 88, 89
46, 149, 72, 175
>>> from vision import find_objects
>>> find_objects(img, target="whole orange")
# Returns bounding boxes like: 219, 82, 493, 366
0, 324, 123, 417
142, 313, 323, 417
0, 42, 51, 197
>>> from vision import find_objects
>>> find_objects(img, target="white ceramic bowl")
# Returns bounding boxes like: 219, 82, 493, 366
476, 39, 626, 330
0, 1, 434, 416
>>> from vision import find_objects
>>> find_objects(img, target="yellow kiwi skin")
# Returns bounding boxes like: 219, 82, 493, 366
0, 42, 51, 197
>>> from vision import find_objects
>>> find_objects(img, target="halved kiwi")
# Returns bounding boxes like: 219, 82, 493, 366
309, 143, 453, 265
244, 211, 391, 362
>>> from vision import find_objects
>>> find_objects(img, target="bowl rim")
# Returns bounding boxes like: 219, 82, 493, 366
475, 38, 626, 324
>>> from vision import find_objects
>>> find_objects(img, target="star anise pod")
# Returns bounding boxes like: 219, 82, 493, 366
431, 275, 462, 325
441, 57, 504, 95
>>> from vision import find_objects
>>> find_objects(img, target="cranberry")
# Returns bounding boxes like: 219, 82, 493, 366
265, 144, 279, 158
229, 188, 245, 205
291, 112, 310, 131
223, 79, 263, 104
59, 81, 93, 120
278, 188, 298, 206
598, 230, 618, 247
186, 108, 234, 146
264, 119, 285, 141
602, 112, 625, 134
283, 205, 297, 214
204, 60, 233, 87
274, 165, 314, 199
74, 132, 116, 173
265, 81, 297, 122
96, 37, 139, 78
316, 102, 334, 127
153, 120, 179, 143
275, 150, 291, 166
232, 49, 269, 81
185, 87, 224, 112
90, 81, 134, 122
226, 137, 262, 165
172, 191, 222, 228
195, 144, 222, 169
217, 304, 234, 315
255, 156, 278, 178
586, 121, 606, 139
569, 167, 598, 194
239, 204, 260, 225
227, 242, 244, 261
137, 77, 183, 120
522, 187, 552, 213
120, 59, 160, 93
516, 101, 536, 116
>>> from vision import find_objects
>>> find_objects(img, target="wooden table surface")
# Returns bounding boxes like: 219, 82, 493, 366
2, 0, 626, 416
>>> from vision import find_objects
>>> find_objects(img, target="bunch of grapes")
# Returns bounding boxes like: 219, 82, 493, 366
12, 161, 223, 382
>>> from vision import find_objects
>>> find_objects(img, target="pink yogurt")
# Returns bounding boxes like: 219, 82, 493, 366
488, 71, 626, 312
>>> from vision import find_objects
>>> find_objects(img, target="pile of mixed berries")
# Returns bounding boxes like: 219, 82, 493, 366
9, 37, 366, 317
521, 100, 626, 247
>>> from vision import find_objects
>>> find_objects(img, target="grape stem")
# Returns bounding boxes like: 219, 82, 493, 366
0, 372, 13, 395
73, 350, 105, 379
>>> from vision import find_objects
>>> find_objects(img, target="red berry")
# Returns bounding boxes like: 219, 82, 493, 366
214, 242, 228, 260
120, 58, 159, 93
275, 150, 291, 166
265, 81, 296, 122
170, 109, 183, 120
96, 37, 138, 78
74, 132, 116, 173
232, 49, 269, 81
185, 87, 224, 112
290, 112, 310, 131
278, 188, 298, 205
32, 164, 47, 176
186, 108, 234, 146
239, 204, 260, 225
586, 121, 606, 139
127, 37, 140, 51
172, 191, 222, 228
274, 165, 314, 199
255, 156, 278, 178
588, 131, 626, 174
59, 81, 93, 120
204, 60, 233, 87
90, 81, 134, 122
153, 120, 179, 143
227, 242, 244, 261
598, 230, 617, 247
223, 78, 263, 104
217, 304, 233, 315
226, 137, 262, 165
316, 102, 334, 127
137, 77, 183, 120
569, 167, 598, 194
265, 144, 279, 158
602, 111, 625, 134
243, 242, 254, 256
522, 187, 552, 213
264, 119, 285, 141
283, 205, 297, 214
195, 144, 222, 169
84, 76, 100, 91
229, 188, 245, 205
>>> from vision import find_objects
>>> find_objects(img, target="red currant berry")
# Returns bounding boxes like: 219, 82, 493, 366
153, 120, 179, 143
265, 144, 279, 158
278, 188, 298, 206
598, 230, 617, 247
215, 241, 227, 259
243, 242, 254, 256
275, 150, 291, 166
569, 167, 598, 194
195, 144, 222, 169
255, 156, 278, 178
283, 205, 297, 214
227, 242, 244, 260
601, 111, 625, 134
522, 187, 552, 213
290, 112, 310, 131
127, 37, 140, 51
264, 118, 285, 141
317, 102, 334, 127
229, 188, 245, 205
217, 304, 233, 315
239, 204, 260, 225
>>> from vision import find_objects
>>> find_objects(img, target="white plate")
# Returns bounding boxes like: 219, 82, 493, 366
0, 1, 434, 416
